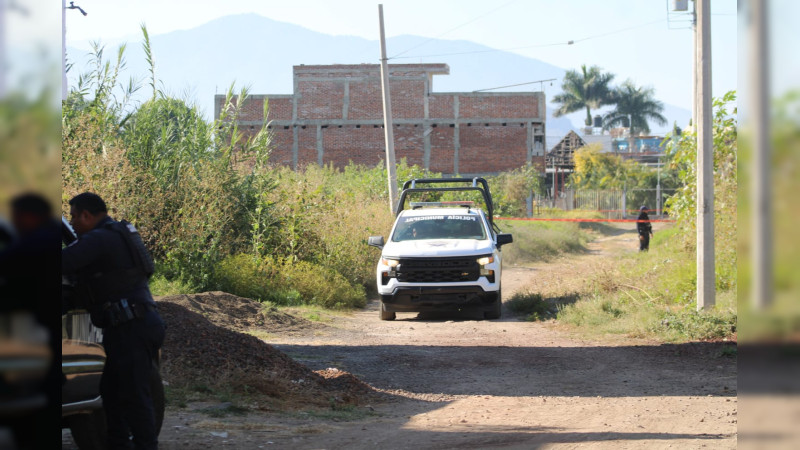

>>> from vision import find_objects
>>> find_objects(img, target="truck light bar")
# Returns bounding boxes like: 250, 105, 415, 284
409, 201, 475, 209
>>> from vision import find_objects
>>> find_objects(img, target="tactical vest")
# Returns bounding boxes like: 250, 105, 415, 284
104, 220, 155, 278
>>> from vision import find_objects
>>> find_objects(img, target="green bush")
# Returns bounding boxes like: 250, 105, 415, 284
213, 254, 366, 309
281, 261, 366, 309
213, 254, 299, 305
506, 291, 555, 321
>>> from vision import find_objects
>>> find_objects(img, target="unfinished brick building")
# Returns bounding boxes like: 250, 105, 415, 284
214, 64, 546, 175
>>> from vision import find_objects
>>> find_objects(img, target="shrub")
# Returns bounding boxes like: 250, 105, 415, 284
280, 261, 366, 309
506, 291, 555, 321
213, 254, 366, 309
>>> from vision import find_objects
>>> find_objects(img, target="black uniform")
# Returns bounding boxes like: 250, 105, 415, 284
62, 216, 164, 450
637, 211, 653, 251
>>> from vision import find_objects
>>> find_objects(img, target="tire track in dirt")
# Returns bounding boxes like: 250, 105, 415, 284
70, 223, 735, 449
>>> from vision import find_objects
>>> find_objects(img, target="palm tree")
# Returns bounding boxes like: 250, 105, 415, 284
552, 65, 616, 127
603, 80, 667, 140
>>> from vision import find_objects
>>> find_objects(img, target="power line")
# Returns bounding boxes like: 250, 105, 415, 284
473, 78, 557, 92
390, 18, 667, 61
389, 0, 519, 59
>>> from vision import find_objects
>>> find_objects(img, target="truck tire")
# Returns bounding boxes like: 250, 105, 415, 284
484, 291, 502, 320
379, 301, 396, 321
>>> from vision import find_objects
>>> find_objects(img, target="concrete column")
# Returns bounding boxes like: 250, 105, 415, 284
292, 126, 299, 170
342, 81, 350, 120
423, 77, 430, 119
316, 125, 324, 166
526, 122, 533, 165
423, 129, 431, 171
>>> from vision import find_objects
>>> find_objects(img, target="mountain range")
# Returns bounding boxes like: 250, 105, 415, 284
66, 13, 690, 148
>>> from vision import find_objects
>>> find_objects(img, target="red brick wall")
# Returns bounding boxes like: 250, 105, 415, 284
429, 127, 455, 173
394, 125, 424, 167
348, 80, 382, 120
429, 95, 454, 119
322, 126, 385, 166
459, 95, 539, 120
389, 80, 425, 119
220, 64, 545, 175
266, 98, 292, 121
459, 124, 528, 173
297, 81, 343, 120
268, 128, 293, 166
297, 127, 317, 166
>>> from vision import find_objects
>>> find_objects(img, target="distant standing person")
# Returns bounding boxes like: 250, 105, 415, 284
637, 205, 653, 251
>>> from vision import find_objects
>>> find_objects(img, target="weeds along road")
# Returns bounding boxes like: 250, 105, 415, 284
72, 224, 737, 449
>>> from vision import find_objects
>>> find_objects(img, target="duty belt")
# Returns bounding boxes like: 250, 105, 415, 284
102, 298, 156, 328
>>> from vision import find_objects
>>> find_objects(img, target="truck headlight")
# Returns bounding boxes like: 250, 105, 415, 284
476, 256, 494, 266
380, 258, 400, 268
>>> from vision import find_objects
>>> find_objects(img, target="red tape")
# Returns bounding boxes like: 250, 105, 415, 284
495, 217, 676, 223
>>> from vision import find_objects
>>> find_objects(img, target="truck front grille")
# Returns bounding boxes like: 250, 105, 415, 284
396, 257, 480, 283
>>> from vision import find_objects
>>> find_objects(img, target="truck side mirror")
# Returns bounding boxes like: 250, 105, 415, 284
496, 233, 513, 247
368, 236, 385, 249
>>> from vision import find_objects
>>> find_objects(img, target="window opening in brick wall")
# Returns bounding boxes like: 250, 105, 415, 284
432, 124, 437, 128
449, 124, 455, 128
284, 126, 289, 130
301, 125, 306, 129
356, 125, 361, 128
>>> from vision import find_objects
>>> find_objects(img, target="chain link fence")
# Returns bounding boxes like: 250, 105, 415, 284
536, 189, 677, 219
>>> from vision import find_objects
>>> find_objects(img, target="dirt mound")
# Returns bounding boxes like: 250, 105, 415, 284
314, 368, 377, 404
156, 291, 316, 334
155, 296, 379, 408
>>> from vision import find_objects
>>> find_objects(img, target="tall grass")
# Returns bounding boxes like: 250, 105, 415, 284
556, 226, 737, 342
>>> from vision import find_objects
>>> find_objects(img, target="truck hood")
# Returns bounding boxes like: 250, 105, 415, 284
383, 239, 494, 258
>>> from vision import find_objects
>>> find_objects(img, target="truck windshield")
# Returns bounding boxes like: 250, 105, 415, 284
392, 215, 486, 241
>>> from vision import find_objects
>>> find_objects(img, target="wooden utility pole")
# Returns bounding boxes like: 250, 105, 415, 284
378, 4, 399, 213
696, 0, 715, 310
691, 0, 697, 127
751, 0, 771, 309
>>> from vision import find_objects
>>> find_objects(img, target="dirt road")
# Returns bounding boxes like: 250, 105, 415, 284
65, 224, 738, 449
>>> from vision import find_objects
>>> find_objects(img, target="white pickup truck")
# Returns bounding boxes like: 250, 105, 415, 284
368, 178, 513, 320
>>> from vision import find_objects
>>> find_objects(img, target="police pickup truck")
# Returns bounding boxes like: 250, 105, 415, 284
368, 178, 513, 320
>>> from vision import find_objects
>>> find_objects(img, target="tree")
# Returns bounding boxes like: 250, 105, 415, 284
552, 65, 616, 127
570, 144, 627, 190
603, 80, 667, 138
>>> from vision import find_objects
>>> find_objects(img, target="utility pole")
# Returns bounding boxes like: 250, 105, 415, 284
691, 1, 698, 127
62, 0, 67, 100
63, 1, 87, 101
751, 0, 771, 309
696, 0, 715, 310
378, 4, 399, 213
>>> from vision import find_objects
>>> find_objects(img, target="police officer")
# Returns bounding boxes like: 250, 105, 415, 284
62, 192, 165, 450
636, 205, 654, 251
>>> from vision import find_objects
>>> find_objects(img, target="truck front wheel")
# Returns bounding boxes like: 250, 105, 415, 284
379, 301, 396, 321
484, 291, 502, 320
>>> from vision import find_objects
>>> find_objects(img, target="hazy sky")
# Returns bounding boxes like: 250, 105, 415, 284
59, 0, 741, 112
